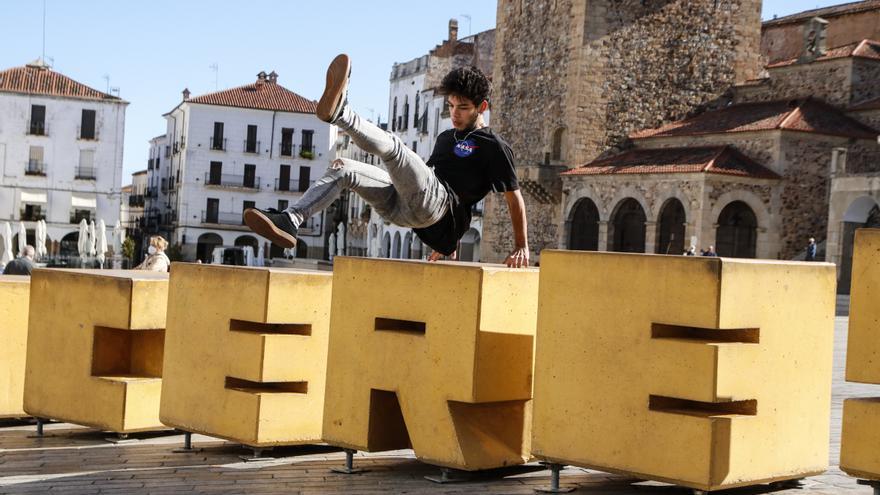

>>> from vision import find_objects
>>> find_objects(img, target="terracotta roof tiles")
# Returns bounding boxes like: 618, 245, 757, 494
767, 39, 880, 68
562, 146, 780, 180
763, 1, 880, 27
187, 79, 316, 114
0, 62, 123, 102
631, 98, 879, 140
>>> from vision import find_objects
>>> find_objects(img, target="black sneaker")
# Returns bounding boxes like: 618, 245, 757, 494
316, 54, 351, 123
243, 208, 298, 248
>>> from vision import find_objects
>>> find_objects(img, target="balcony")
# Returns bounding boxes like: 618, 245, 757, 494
279, 142, 294, 157
243, 140, 260, 154
274, 178, 315, 192
146, 187, 158, 198
204, 172, 260, 190
20, 208, 45, 222
25, 160, 47, 176
210, 136, 227, 151
129, 195, 145, 207
299, 144, 315, 160
77, 125, 98, 140
75, 166, 97, 180
201, 210, 245, 226
69, 210, 93, 224
27, 121, 48, 136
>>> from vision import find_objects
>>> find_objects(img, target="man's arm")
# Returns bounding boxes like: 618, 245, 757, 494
504, 190, 529, 268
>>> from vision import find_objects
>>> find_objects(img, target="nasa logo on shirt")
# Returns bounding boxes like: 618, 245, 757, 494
453, 139, 478, 158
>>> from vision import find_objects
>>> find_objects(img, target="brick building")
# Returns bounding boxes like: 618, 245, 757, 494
484, 0, 880, 291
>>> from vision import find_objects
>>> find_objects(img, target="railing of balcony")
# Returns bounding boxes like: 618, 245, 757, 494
19, 209, 45, 221
75, 166, 97, 180
129, 195, 145, 207
204, 172, 260, 189
299, 144, 315, 159
25, 160, 47, 176
279, 142, 294, 156
201, 210, 245, 226
27, 121, 48, 136
243, 140, 260, 154
274, 178, 315, 192
210, 136, 227, 151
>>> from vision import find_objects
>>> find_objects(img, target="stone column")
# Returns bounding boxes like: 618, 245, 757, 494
644, 221, 657, 254
598, 221, 609, 251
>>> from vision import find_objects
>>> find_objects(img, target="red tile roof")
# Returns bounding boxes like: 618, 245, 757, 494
187, 78, 317, 114
763, 1, 880, 27
631, 98, 880, 140
562, 146, 781, 179
0, 62, 123, 102
767, 39, 880, 67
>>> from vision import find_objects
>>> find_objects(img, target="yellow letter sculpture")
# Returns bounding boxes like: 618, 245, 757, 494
323, 258, 538, 471
0, 276, 29, 417
160, 264, 332, 446
533, 251, 835, 492
842, 229, 880, 480
24, 269, 168, 433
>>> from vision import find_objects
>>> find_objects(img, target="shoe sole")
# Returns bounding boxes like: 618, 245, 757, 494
243, 209, 297, 249
316, 54, 350, 122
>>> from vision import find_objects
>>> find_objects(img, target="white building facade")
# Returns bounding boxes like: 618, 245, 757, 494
0, 61, 126, 257
149, 71, 335, 262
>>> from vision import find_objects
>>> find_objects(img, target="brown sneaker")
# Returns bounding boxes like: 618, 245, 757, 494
243, 208, 298, 248
316, 54, 351, 123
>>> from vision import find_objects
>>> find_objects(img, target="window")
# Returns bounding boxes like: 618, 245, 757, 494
435, 108, 440, 135
205, 198, 219, 223
278, 199, 289, 211
246, 125, 258, 153
155, 156, 160, 170
281, 128, 294, 156
403, 96, 409, 131
244, 164, 256, 188
72, 209, 92, 223
212, 122, 225, 150
301, 129, 314, 154
412, 141, 417, 154
80, 110, 96, 139
209, 161, 222, 185
30, 105, 46, 135
242, 200, 255, 223
298, 166, 311, 192
414, 93, 420, 128
551, 127, 565, 161
22, 204, 43, 221
77, 150, 96, 179
278, 164, 291, 191
392, 97, 398, 132
27, 146, 44, 175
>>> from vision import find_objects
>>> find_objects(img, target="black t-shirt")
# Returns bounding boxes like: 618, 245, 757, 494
414, 127, 518, 255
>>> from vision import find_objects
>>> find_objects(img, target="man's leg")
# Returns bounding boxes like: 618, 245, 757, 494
333, 104, 447, 227
286, 158, 401, 226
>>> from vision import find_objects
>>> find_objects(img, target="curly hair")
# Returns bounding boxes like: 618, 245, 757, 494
439, 66, 491, 106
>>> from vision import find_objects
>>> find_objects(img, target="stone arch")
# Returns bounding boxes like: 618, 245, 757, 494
234, 235, 258, 251
412, 236, 423, 259
715, 201, 758, 258
609, 198, 647, 253
197, 232, 223, 263
403, 232, 413, 259
839, 196, 880, 293
709, 190, 770, 234
383, 232, 391, 258
459, 228, 481, 262
605, 187, 652, 223
567, 197, 600, 251
655, 198, 686, 255
392, 232, 402, 259
60, 231, 79, 256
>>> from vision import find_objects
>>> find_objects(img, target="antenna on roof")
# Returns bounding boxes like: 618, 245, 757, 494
110, 87, 120, 97
103, 74, 110, 93
41, 0, 47, 63
459, 14, 471, 36
209, 63, 219, 90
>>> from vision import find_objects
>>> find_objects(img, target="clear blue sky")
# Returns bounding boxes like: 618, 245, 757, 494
0, 1, 844, 181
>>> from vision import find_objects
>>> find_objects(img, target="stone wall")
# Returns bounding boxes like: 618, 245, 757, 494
735, 60, 853, 106
844, 140, 880, 174
484, 0, 763, 263
761, 6, 880, 64
849, 109, 880, 130
852, 59, 880, 105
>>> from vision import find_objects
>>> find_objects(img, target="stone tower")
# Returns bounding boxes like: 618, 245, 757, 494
483, 0, 764, 262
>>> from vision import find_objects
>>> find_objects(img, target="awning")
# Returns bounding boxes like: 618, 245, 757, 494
71, 194, 97, 209
20, 190, 47, 203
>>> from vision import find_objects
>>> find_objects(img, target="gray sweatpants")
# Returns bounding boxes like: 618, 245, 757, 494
286, 105, 449, 229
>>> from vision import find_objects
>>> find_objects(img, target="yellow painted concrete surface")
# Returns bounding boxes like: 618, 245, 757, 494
0, 276, 30, 418
160, 264, 332, 446
841, 228, 880, 479
23, 269, 168, 432
532, 251, 835, 491
323, 258, 538, 471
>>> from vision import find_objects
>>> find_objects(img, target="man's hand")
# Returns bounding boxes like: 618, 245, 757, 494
428, 250, 457, 262
504, 247, 529, 268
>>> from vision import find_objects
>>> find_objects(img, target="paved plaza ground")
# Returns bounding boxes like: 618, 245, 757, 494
0, 296, 876, 494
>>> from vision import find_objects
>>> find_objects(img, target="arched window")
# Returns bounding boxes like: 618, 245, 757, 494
568, 198, 600, 251
610, 198, 646, 253
196, 233, 223, 263
551, 127, 565, 161
715, 201, 757, 258
656, 199, 686, 255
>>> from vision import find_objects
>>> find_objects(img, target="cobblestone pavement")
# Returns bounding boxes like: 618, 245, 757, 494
1, 296, 877, 494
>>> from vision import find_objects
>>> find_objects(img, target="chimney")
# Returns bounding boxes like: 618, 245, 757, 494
182, 88, 191, 100
268, 71, 278, 83
448, 19, 458, 42
799, 17, 829, 63
255, 71, 268, 88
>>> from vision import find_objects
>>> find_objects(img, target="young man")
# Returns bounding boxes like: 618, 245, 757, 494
244, 54, 529, 267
